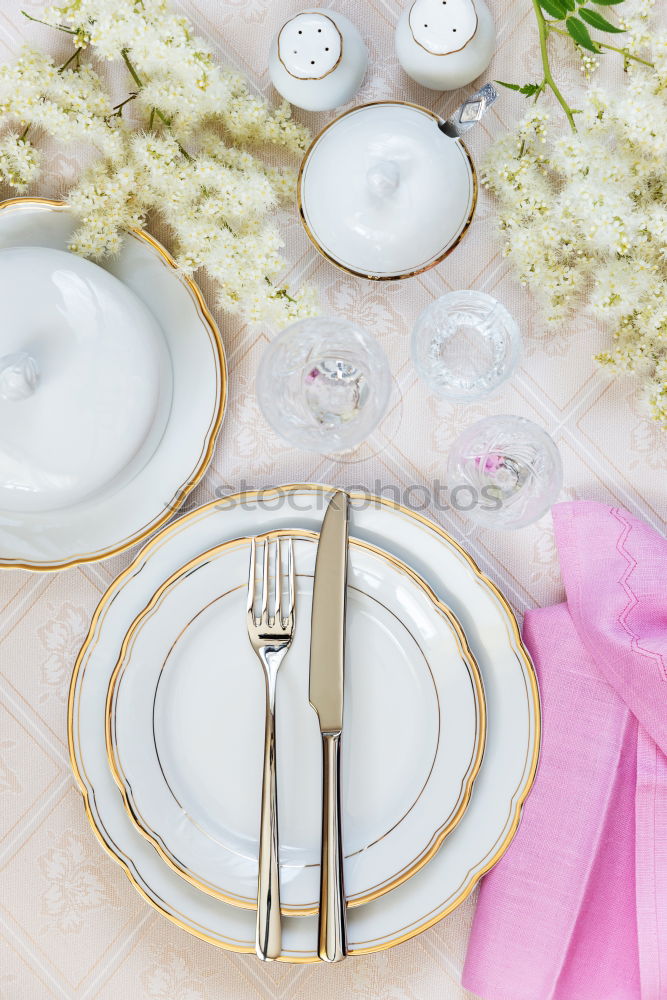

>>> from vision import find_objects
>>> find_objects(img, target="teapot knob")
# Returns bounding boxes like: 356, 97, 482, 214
0, 351, 40, 401
366, 160, 401, 199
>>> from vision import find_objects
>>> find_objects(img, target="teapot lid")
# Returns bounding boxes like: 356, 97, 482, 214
298, 101, 477, 280
0, 246, 171, 513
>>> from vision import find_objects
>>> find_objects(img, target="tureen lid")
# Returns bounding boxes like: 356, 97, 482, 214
298, 102, 477, 280
0, 246, 171, 513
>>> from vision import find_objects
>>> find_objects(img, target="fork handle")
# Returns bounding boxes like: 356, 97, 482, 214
318, 731, 347, 963
256, 703, 281, 961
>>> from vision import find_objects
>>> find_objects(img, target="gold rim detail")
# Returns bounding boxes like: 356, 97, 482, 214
0, 197, 227, 572
408, 0, 479, 56
104, 529, 485, 916
277, 13, 343, 80
297, 102, 478, 281
69, 485, 539, 961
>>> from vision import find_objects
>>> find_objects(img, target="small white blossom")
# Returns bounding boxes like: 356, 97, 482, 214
485, 0, 667, 426
0, 133, 40, 190
0, 1, 316, 327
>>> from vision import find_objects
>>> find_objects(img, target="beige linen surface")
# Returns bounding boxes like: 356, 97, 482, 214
0, 0, 665, 997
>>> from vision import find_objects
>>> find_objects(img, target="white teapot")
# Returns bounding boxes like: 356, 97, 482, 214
298, 84, 497, 280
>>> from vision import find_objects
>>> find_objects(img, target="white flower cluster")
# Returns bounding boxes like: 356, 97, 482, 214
0, 48, 121, 157
0, 133, 40, 191
484, 0, 667, 425
68, 130, 317, 322
0, 0, 316, 327
45, 0, 310, 150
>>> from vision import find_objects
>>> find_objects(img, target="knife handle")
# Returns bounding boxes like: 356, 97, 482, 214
256, 704, 282, 961
318, 731, 347, 962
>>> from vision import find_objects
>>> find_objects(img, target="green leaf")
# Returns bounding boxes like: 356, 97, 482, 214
539, 0, 568, 18
589, 0, 624, 5
578, 6, 625, 29
566, 15, 601, 51
563, 0, 576, 9
496, 80, 544, 96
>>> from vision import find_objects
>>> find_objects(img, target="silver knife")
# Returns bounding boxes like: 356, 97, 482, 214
309, 490, 349, 963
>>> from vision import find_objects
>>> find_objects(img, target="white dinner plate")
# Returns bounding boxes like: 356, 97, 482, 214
70, 485, 540, 961
107, 531, 485, 914
0, 198, 226, 570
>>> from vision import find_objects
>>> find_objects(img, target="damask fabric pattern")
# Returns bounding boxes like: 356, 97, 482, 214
0, 1, 665, 999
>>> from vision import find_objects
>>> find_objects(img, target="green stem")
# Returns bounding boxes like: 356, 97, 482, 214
532, 0, 577, 130
601, 40, 653, 67
18, 123, 31, 142
264, 276, 296, 303
120, 48, 143, 89
21, 9, 77, 34
120, 49, 193, 160
111, 92, 138, 116
57, 49, 80, 73
550, 26, 654, 67
519, 82, 544, 157
120, 49, 172, 128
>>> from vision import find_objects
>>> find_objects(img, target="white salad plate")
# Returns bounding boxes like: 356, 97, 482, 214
70, 485, 540, 961
0, 198, 226, 570
107, 531, 485, 914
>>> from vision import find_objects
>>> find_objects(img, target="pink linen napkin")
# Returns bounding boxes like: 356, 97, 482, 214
462, 502, 667, 1000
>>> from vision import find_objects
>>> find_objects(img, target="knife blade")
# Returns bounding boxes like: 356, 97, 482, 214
309, 490, 348, 733
309, 489, 349, 962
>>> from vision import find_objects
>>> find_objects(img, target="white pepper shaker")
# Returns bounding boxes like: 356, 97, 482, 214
269, 9, 368, 112
396, 0, 495, 91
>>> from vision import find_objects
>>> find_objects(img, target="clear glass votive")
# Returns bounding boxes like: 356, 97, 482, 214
256, 316, 392, 454
411, 290, 521, 401
447, 415, 563, 529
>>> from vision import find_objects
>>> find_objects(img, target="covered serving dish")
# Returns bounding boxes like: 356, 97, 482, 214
298, 84, 497, 280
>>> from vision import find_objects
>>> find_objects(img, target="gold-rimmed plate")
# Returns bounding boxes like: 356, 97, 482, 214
105, 530, 485, 915
69, 485, 539, 961
0, 198, 226, 570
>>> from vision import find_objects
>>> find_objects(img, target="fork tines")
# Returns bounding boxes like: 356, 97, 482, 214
247, 536, 295, 631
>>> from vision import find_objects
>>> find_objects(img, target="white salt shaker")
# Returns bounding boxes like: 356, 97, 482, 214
396, 0, 495, 91
269, 9, 368, 112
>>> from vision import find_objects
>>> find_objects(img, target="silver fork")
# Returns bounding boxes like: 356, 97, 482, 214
247, 535, 295, 961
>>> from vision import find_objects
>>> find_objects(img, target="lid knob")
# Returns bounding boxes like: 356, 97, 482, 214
0, 351, 39, 401
366, 160, 401, 200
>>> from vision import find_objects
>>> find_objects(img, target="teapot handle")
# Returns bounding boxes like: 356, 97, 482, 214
438, 83, 498, 139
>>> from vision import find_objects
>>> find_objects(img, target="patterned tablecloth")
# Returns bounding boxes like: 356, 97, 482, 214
0, 0, 665, 997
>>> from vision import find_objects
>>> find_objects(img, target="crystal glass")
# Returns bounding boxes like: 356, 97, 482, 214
447, 415, 563, 529
256, 317, 392, 454
411, 291, 521, 401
